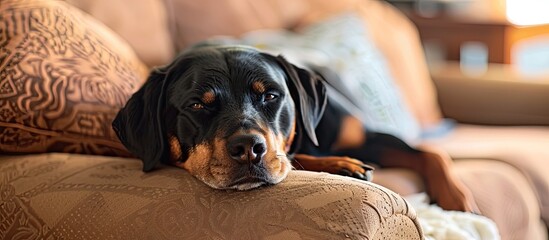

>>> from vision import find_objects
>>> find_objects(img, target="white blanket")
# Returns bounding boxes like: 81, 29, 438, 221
406, 193, 500, 240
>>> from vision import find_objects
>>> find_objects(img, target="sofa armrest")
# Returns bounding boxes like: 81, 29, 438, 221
431, 63, 549, 125
0, 153, 423, 239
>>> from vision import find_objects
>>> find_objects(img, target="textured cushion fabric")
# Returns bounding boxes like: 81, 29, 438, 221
0, 0, 147, 156
0, 153, 423, 239
423, 124, 549, 225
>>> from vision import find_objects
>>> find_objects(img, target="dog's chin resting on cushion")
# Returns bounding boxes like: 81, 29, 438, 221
112, 44, 323, 190
113, 44, 479, 214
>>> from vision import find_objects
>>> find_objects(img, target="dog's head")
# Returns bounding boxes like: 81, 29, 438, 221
113, 45, 327, 190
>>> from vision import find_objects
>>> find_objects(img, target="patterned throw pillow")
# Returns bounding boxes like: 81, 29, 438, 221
299, 14, 422, 143
0, 0, 148, 156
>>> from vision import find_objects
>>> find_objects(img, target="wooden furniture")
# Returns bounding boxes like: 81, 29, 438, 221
409, 14, 549, 64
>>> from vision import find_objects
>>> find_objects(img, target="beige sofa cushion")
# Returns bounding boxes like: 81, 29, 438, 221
165, 0, 306, 51
423, 124, 549, 224
372, 160, 548, 240
0, 153, 423, 239
0, 0, 147, 156
433, 64, 549, 126
66, 0, 175, 67
454, 159, 547, 240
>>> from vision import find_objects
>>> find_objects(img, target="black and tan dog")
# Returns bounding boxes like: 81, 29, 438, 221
113, 45, 478, 212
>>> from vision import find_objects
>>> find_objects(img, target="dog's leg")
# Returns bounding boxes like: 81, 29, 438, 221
292, 154, 374, 181
379, 146, 479, 213
336, 133, 479, 213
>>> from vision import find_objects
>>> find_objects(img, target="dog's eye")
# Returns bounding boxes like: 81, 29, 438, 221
190, 103, 204, 110
263, 93, 278, 102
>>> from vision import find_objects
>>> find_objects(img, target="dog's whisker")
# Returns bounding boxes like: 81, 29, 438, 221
292, 159, 305, 170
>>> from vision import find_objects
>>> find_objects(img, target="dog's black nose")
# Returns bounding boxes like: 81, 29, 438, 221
227, 134, 267, 164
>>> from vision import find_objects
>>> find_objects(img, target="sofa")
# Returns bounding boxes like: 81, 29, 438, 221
1, 0, 548, 239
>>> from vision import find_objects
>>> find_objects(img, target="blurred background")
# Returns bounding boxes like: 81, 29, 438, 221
387, 0, 549, 79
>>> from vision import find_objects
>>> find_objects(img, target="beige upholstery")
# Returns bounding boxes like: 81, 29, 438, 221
2, 0, 548, 239
166, 0, 305, 52
433, 64, 549, 126
375, 159, 549, 240
0, 153, 423, 240
453, 159, 545, 240
66, 0, 175, 67
373, 156, 549, 240
424, 124, 549, 223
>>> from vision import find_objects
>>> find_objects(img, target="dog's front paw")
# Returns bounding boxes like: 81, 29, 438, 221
293, 154, 375, 181
335, 158, 375, 181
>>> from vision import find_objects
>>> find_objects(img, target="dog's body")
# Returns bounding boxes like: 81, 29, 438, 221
113, 45, 478, 212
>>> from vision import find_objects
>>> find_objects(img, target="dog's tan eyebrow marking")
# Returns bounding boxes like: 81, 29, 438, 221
252, 81, 266, 94
201, 91, 216, 104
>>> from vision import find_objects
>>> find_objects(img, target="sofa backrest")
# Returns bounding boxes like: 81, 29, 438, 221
68, 0, 443, 130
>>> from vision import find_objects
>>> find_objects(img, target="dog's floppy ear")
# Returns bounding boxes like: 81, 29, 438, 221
112, 70, 168, 171
268, 54, 328, 146
112, 58, 188, 171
